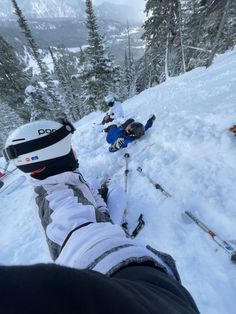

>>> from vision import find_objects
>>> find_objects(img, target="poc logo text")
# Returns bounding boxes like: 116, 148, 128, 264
38, 129, 56, 135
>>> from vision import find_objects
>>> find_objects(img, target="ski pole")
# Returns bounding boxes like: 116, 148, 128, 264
124, 153, 130, 193
122, 153, 130, 225
185, 211, 236, 262
137, 167, 171, 197
131, 214, 145, 239
122, 154, 145, 238
0, 165, 17, 174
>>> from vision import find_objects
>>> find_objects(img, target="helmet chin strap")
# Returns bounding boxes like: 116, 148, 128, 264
30, 150, 79, 180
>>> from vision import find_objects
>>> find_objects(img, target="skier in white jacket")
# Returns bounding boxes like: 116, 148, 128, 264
2, 118, 200, 314
101, 94, 124, 125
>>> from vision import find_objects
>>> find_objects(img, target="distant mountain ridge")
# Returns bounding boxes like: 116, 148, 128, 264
0, 0, 143, 23
0, 17, 144, 65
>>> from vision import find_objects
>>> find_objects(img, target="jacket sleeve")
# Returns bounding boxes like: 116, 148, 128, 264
88, 182, 109, 215
121, 137, 134, 148
0, 264, 200, 314
144, 118, 154, 131
112, 102, 124, 119
34, 175, 183, 286
34, 178, 111, 260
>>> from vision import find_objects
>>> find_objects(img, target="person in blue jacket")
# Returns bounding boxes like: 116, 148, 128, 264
105, 115, 156, 152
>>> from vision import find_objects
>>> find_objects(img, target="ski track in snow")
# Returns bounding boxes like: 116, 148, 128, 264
1, 48, 236, 314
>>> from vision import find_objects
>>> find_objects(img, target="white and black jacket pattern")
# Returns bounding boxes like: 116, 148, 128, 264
32, 171, 180, 282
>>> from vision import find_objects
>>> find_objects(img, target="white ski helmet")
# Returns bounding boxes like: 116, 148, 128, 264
104, 95, 115, 106
3, 119, 75, 173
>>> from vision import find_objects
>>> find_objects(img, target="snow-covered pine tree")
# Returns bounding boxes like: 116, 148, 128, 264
142, 0, 186, 85
206, 0, 234, 67
136, 49, 152, 93
0, 35, 30, 122
11, 0, 65, 119
226, 0, 236, 49
79, 47, 86, 65
181, 0, 208, 70
49, 46, 82, 121
24, 83, 53, 121
0, 101, 23, 151
80, 0, 120, 113
183, 0, 235, 70
119, 50, 130, 100
124, 24, 137, 98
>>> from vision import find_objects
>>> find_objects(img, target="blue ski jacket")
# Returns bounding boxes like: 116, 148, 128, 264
106, 118, 154, 152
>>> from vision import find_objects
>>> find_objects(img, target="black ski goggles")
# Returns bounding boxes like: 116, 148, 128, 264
3, 118, 75, 162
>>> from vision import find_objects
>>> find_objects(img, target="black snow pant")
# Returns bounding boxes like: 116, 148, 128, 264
0, 263, 200, 314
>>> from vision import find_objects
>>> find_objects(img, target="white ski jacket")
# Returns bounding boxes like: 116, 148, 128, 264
31, 171, 180, 281
108, 101, 124, 121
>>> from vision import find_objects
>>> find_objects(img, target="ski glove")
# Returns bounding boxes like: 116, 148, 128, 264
114, 138, 124, 149
109, 138, 124, 152
102, 114, 114, 125
149, 114, 156, 123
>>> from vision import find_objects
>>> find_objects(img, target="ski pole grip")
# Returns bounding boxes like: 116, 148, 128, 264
124, 153, 130, 159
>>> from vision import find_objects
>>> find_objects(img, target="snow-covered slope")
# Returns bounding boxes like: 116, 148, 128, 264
1, 47, 236, 314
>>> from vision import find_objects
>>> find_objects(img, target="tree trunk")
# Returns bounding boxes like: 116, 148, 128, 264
177, 0, 186, 73
206, 0, 231, 67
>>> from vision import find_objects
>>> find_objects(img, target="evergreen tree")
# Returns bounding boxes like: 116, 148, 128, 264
142, 0, 184, 85
0, 101, 23, 151
206, 0, 233, 67
136, 49, 152, 93
225, 0, 236, 49
120, 50, 130, 99
122, 25, 137, 98
0, 35, 30, 122
80, 0, 120, 113
49, 46, 81, 120
138, 0, 235, 90
11, 0, 65, 119
79, 47, 86, 65
184, 0, 236, 69
24, 82, 53, 121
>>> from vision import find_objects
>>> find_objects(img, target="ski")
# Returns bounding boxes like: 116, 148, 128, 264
0, 172, 8, 180
185, 211, 236, 262
0, 176, 26, 195
0, 180, 4, 189
0, 167, 17, 181
137, 167, 171, 197
131, 214, 145, 238
122, 154, 145, 238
